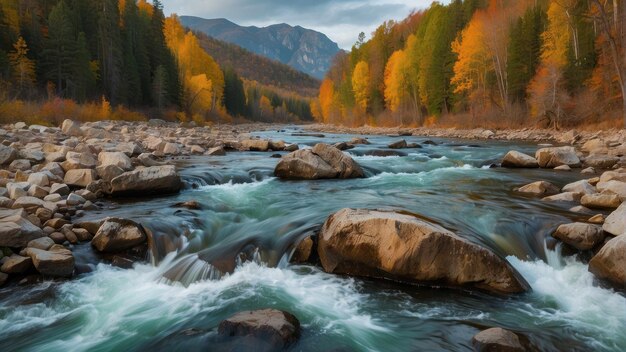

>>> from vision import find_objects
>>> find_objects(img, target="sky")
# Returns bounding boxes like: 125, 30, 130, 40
163, 0, 442, 49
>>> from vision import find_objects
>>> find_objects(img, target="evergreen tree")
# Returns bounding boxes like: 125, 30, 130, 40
507, 5, 546, 102
223, 67, 246, 117
73, 32, 95, 102
42, 0, 78, 97
97, 0, 123, 105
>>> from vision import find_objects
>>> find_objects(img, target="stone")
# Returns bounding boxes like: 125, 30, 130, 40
581, 193, 622, 209
562, 180, 597, 195
7, 182, 30, 200
388, 140, 408, 149
190, 145, 205, 154
515, 181, 560, 196
0, 197, 13, 208
143, 136, 165, 151
24, 246, 74, 277
582, 138, 608, 154
61, 119, 82, 136
554, 165, 572, 171
589, 235, 626, 287
35, 207, 53, 223
472, 328, 524, 352
584, 155, 619, 169
0, 272, 6, 286
49, 232, 66, 244
284, 144, 299, 152
162, 142, 181, 155
27, 172, 50, 187
72, 228, 93, 242
351, 137, 370, 145
291, 236, 314, 263
110, 165, 182, 196
137, 153, 162, 167
66, 193, 86, 206
98, 152, 133, 171
27, 237, 55, 251
12, 197, 56, 213
206, 146, 226, 156
218, 309, 300, 348
501, 151, 539, 168
603, 203, 626, 236
535, 146, 580, 168
1, 254, 32, 274
44, 218, 70, 229
275, 144, 365, 180
588, 214, 605, 224
552, 223, 605, 250
64, 169, 97, 188
241, 139, 270, 152
596, 180, 626, 201
542, 192, 582, 203
96, 165, 124, 182
27, 185, 48, 199
318, 209, 529, 294
581, 167, 596, 174
49, 183, 70, 196
0, 145, 18, 165
91, 218, 147, 252
9, 159, 31, 172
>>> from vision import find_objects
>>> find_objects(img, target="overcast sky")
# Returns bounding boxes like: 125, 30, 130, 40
163, 0, 444, 49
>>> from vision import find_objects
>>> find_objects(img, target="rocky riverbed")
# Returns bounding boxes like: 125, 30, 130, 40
1, 120, 625, 351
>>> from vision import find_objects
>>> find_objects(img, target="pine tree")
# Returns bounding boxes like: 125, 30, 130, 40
97, 0, 123, 105
152, 64, 168, 110
73, 32, 95, 102
42, 0, 77, 97
223, 67, 246, 117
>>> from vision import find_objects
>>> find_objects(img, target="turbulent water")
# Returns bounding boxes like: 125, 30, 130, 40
1, 128, 625, 352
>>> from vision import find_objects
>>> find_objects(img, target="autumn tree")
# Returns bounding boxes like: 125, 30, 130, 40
319, 78, 335, 123
8, 36, 36, 97
384, 49, 408, 113
352, 61, 370, 112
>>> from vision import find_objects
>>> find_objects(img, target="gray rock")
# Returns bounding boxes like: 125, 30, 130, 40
0, 208, 45, 247
0, 145, 17, 165
64, 169, 97, 188
562, 180, 597, 195
24, 246, 74, 277
535, 146, 580, 168
98, 152, 133, 171
472, 328, 524, 352
218, 309, 300, 348
61, 119, 82, 136
516, 181, 559, 195
603, 202, 626, 236
110, 165, 181, 196
502, 151, 539, 168
27, 237, 55, 250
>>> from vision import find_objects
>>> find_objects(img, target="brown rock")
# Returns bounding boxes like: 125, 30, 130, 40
0, 208, 45, 247
552, 223, 605, 250
581, 193, 622, 209
24, 246, 74, 277
64, 169, 97, 188
603, 202, 626, 236
291, 236, 314, 263
218, 309, 300, 348
318, 209, 529, 294
241, 139, 270, 152
535, 146, 580, 168
589, 235, 626, 287
502, 151, 538, 168
472, 328, 524, 352
1, 254, 32, 274
110, 165, 182, 196
515, 181, 559, 195
91, 218, 147, 252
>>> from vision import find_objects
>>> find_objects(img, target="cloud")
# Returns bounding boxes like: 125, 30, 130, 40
163, 0, 438, 48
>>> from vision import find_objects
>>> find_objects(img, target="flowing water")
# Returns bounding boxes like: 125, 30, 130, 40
1, 128, 625, 351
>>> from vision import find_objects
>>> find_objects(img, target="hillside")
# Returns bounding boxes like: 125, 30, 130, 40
180, 16, 340, 79
194, 30, 320, 97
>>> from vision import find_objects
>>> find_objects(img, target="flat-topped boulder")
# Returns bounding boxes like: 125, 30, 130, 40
24, 245, 74, 277
317, 208, 529, 294
535, 146, 580, 168
581, 193, 622, 209
515, 181, 559, 195
502, 151, 538, 168
603, 203, 626, 236
98, 152, 133, 171
0, 208, 45, 247
241, 139, 270, 152
109, 165, 182, 196
275, 143, 364, 180
562, 180, 597, 195
552, 223, 605, 250
64, 169, 97, 188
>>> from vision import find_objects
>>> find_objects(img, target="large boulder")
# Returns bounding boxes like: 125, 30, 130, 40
0, 254, 32, 274
515, 181, 559, 195
318, 209, 529, 294
603, 203, 626, 236
562, 180, 597, 195
535, 146, 580, 168
91, 218, 147, 252
581, 193, 622, 209
109, 165, 182, 196
98, 152, 133, 171
0, 208, 45, 247
502, 151, 539, 168
552, 223, 605, 250
596, 180, 626, 201
0, 145, 17, 165
61, 119, 82, 136
24, 246, 74, 277
584, 155, 619, 169
472, 328, 524, 352
218, 309, 300, 348
275, 144, 364, 180
589, 235, 626, 287
64, 169, 97, 187
241, 139, 270, 152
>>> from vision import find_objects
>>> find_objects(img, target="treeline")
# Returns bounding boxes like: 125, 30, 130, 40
314, 0, 626, 129
0, 0, 314, 124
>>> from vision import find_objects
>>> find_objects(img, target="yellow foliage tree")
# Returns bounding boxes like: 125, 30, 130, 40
319, 78, 335, 123
9, 37, 36, 95
541, 1, 570, 68
384, 49, 408, 112
352, 61, 370, 112
186, 74, 214, 113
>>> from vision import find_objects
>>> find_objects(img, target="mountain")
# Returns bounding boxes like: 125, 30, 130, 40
180, 16, 340, 79
194, 31, 320, 97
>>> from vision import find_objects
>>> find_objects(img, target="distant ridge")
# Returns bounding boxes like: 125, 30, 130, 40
180, 16, 340, 79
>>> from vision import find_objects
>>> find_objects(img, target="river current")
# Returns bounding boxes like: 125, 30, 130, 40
0, 128, 624, 351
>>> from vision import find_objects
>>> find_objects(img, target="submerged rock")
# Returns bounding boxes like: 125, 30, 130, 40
472, 327, 525, 352
502, 151, 538, 168
388, 140, 408, 149
218, 309, 300, 348
318, 209, 529, 294
589, 235, 626, 287
275, 143, 364, 180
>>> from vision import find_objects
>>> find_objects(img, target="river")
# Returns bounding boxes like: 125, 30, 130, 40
1, 128, 624, 351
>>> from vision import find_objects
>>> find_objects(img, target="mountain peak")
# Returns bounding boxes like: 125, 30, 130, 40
180, 16, 340, 79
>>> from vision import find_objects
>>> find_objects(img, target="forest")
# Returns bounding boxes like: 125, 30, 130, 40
0, 0, 314, 125
313, 0, 626, 130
